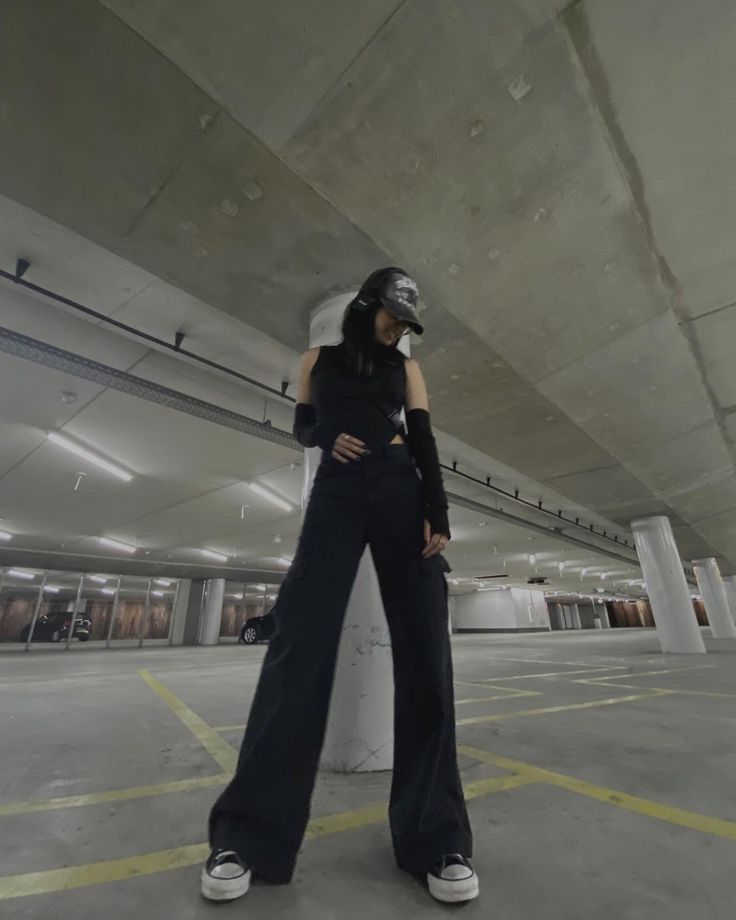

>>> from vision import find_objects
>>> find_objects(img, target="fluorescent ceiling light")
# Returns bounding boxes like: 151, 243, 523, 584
99, 537, 137, 554
154, 579, 172, 587
0, 531, 12, 541
8, 569, 34, 580
88, 575, 107, 584
43, 585, 60, 593
277, 556, 293, 566
202, 549, 228, 563
151, 590, 164, 597
247, 482, 293, 513
47, 432, 133, 482
101, 588, 116, 596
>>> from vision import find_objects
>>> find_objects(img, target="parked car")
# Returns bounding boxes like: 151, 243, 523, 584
19, 613, 91, 643
239, 607, 277, 645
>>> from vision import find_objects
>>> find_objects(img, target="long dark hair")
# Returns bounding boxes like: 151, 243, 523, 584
340, 266, 407, 377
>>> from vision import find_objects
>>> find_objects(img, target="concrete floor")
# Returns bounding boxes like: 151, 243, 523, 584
1, 629, 735, 918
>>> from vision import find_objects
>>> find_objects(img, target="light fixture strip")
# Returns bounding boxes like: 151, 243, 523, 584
99, 537, 137, 554
8, 569, 34, 580
47, 432, 133, 482
201, 549, 228, 563
247, 482, 293, 513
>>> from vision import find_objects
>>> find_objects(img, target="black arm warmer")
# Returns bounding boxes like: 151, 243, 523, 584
405, 408, 451, 539
292, 402, 338, 450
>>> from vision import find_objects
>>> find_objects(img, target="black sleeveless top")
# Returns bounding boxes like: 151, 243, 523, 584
310, 341, 407, 449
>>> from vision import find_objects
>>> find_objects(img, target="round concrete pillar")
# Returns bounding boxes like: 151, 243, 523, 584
596, 598, 611, 629
692, 558, 736, 639
631, 516, 706, 654
199, 578, 225, 646
304, 292, 409, 773
723, 575, 736, 625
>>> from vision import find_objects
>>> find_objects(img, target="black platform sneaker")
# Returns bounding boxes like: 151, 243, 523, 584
201, 848, 252, 901
427, 853, 480, 903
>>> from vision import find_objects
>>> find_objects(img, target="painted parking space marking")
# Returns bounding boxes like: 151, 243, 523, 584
0, 774, 229, 817
577, 665, 715, 682
212, 684, 544, 731
0, 774, 534, 900
138, 669, 237, 772
476, 666, 629, 682
459, 745, 736, 842
2, 666, 733, 901
456, 690, 673, 725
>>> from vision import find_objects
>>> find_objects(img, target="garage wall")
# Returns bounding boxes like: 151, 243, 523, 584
452, 587, 550, 633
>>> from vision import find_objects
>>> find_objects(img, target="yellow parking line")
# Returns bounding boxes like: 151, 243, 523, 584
477, 666, 629, 682
0, 775, 229, 817
0, 773, 530, 900
306, 773, 538, 838
472, 683, 543, 696
456, 694, 535, 705
580, 665, 715, 682
305, 803, 389, 838
487, 657, 647, 669
456, 690, 672, 725
454, 680, 542, 696
0, 843, 210, 900
459, 745, 736, 841
212, 688, 543, 732
462, 772, 538, 800
575, 679, 736, 699
138, 670, 237, 773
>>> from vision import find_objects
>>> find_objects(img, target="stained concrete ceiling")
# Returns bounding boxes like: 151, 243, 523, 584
1, 0, 735, 572
0, 257, 644, 597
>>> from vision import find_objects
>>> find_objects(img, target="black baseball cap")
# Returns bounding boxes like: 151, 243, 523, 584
375, 270, 424, 336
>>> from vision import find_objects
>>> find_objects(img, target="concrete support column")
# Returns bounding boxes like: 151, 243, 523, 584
199, 578, 226, 646
181, 579, 205, 646
692, 559, 736, 639
169, 579, 192, 646
723, 575, 736, 625
596, 599, 611, 629
306, 293, 406, 773
571, 603, 582, 630
631, 516, 706, 653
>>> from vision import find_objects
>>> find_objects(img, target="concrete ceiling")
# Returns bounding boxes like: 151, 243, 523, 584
0, 252, 643, 597
1, 0, 735, 573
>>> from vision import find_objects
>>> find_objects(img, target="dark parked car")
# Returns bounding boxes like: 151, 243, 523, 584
20, 613, 91, 643
239, 607, 277, 645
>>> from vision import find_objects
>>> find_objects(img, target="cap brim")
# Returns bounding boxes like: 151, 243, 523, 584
380, 298, 424, 336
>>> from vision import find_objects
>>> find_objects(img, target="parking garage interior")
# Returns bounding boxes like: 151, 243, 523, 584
1, 2, 736, 917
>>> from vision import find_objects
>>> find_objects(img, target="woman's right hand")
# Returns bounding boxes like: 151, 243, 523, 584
331, 433, 370, 463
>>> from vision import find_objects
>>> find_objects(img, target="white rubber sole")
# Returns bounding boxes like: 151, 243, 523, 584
200, 867, 251, 901
427, 871, 480, 903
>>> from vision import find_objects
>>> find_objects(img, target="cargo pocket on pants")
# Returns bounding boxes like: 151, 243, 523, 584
419, 553, 451, 604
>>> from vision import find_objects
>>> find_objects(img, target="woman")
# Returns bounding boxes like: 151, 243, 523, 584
202, 268, 478, 904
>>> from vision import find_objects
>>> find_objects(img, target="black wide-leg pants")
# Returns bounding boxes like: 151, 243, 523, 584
208, 442, 473, 882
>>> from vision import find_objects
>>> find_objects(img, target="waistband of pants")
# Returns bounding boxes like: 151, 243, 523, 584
320, 441, 410, 458
317, 441, 413, 475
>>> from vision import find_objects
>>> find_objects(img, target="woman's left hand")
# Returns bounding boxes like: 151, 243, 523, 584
422, 518, 450, 558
